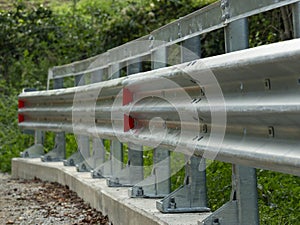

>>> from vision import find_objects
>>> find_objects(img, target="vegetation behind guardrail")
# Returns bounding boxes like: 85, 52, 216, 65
0, 1, 299, 224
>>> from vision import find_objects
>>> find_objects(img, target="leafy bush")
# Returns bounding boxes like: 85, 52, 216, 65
0, 88, 34, 172
0, 1, 299, 224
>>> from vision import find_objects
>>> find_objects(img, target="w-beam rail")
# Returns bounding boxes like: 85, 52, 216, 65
17, 0, 300, 224
19, 39, 300, 176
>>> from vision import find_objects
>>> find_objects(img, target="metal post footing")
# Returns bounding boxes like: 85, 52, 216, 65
41, 132, 66, 162
106, 143, 143, 187
63, 150, 84, 166
156, 156, 209, 213
20, 144, 44, 158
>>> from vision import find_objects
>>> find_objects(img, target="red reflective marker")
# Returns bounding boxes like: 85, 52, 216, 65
18, 114, 24, 123
18, 100, 25, 108
124, 114, 135, 132
123, 88, 133, 106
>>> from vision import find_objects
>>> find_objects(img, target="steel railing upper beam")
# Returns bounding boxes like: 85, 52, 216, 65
48, 0, 300, 82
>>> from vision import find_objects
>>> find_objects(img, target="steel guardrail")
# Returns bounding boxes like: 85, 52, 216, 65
19, 39, 300, 176
18, 0, 300, 223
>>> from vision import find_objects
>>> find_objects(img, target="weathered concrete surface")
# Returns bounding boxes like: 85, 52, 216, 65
12, 158, 211, 225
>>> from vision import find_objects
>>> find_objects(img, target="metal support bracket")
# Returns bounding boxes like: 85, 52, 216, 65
91, 159, 112, 178
156, 156, 210, 213
77, 140, 106, 173
76, 158, 93, 172
129, 148, 170, 198
41, 132, 66, 162
20, 144, 44, 158
199, 201, 238, 225
75, 136, 100, 172
107, 143, 143, 187
63, 150, 84, 166
200, 166, 258, 225
20, 130, 44, 158
129, 174, 167, 198
90, 138, 107, 177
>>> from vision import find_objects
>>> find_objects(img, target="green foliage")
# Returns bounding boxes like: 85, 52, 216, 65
0, 1, 299, 224
0, 90, 34, 172
0, 2, 61, 91
257, 170, 300, 224
249, 7, 293, 48
206, 161, 232, 210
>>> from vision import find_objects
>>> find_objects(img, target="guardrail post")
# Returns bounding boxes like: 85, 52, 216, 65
72, 74, 94, 172
152, 47, 171, 196
201, 18, 259, 225
41, 78, 66, 162
293, 2, 300, 38
157, 36, 209, 212
90, 68, 114, 178
90, 69, 107, 170
106, 63, 125, 185
130, 46, 171, 197
76, 71, 108, 172
75, 135, 91, 171
107, 59, 144, 187
63, 74, 87, 167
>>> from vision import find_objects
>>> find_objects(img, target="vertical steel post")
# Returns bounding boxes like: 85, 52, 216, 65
129, 47, 171, 197
91, 68, 114, 178
91, 69, 103, 83
107, 63, 124, 184
91, 69, 106, 167
127, 59, 143, 185
181, 36, 201, 62
293, 2, 300, 38
41, 78, 66, 162
152, 46, 171, 196
107, 59, 144, 187
35, 131, 44, 145
202, 18, 259, 225
225, 19, 259, 225
224, 18, 249, 52
64, 74, 88, 167
157, 36, 209, 213
73, 74, 96, 172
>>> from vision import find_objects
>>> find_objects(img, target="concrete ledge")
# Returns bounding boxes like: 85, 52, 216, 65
12, 158, 211, 225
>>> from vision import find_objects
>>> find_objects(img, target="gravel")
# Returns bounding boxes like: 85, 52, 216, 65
0, 173, 111, 225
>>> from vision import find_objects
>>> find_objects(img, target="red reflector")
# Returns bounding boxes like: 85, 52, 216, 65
124, 114, 135, 132
123, 88, 133, 106
18, 114, 24, 123
18, 100, 25, 108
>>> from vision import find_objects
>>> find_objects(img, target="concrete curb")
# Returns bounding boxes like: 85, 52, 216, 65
12, 158, 210, 225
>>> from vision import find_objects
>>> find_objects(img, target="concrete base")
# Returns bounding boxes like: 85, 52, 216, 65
12, 158, 211, 225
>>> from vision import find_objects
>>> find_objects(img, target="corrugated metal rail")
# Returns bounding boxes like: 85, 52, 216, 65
18, 0, 300, 224
19, 39, 300, 176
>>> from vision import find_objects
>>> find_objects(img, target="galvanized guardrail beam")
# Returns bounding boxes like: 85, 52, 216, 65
18, 0, 300, 223
19, 38, 300, 176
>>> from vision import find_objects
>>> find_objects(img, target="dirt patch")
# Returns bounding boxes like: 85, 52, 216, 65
0, 173, 111, 225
